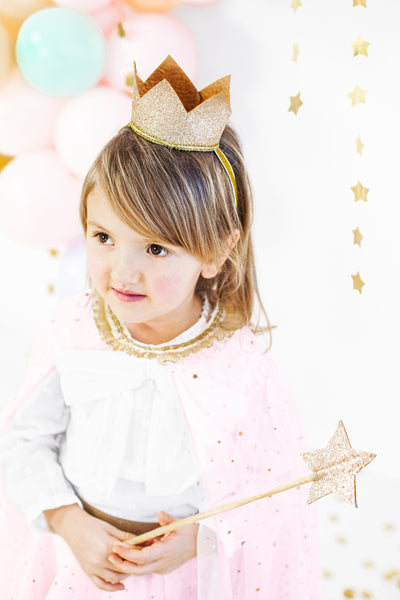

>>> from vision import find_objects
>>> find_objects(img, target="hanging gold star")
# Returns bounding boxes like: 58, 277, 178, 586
288, 92, 303, 115
356, 135, 364, 156
352, 227, 363, 247
292, 42, 300, 63
290, 0, 302, 13
351, 35, 370, 57
352, 272, 365, 293
351, 181, 369, 202
302, 421, 375, 506
125, 72, 134, 87
347, 85, 368, 107
0, 154, 13, 172
353, 0, 367, 6
117, 21, 126, 37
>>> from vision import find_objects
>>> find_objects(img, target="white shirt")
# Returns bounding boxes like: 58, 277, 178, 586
0, 296, 213, 533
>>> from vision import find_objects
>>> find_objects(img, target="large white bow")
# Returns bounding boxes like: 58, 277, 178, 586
54, 349, 202, 498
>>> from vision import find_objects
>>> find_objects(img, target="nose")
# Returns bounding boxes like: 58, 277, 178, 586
111, 248, 142, 286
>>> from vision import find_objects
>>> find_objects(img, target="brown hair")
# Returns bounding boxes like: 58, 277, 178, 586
80, 123, 272, 346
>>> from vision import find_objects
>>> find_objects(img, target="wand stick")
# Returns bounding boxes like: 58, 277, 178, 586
125, 421, 375, 547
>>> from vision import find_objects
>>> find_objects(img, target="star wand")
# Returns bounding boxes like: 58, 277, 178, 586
125, 421, 376, 546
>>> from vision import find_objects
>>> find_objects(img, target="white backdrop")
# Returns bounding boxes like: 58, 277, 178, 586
0, 1, 399, 598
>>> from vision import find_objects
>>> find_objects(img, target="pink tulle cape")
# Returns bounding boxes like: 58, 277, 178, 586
0, 293, 321, 599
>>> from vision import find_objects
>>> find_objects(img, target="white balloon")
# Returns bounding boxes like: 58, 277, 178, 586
54, 86, 132, 179
0, 69, 65, 155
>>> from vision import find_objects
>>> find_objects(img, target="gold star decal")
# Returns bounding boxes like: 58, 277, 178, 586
356, 135, 364, 156
302, 421, 375, 506
192, 374, 198, 379
351, 181, 369, 202
352, 272, 365, 293
49, 248, 59, 257
347, 85, 368, 107
290, 0, 302, 13
352, 227, 363, 247
288, 92, 303, 115
351, 34, 370, 57
0, 154, 13, 172
353, 0, 367, 6
292, 42, 300, 63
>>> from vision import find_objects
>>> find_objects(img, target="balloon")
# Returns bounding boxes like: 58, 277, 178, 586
55, 236, 87, 299
89, 1, 124, 37
0, 150, 82, 247
123, 0, 182, 12
0, 0, 51, 21
0, 69, 65, 155
16, 8, 106, 96
55, 86, 132, 178
0, 22, 12, 86
183, 0, 220, 4
52, 0, 111, 12
105, 13, 198, 90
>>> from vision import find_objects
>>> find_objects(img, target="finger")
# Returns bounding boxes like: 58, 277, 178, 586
91, 574, 125, 592
158, 510, 176, 526
111, 541, 166, 564
108, 553, 164, 576
100, 568, 129, 585
104, 522, 133, 542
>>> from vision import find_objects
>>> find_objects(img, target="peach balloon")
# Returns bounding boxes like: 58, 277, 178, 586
54, 86, 132, 178
105, 13, 198, 90
52, 0, 111, 12
0, 0, 52, 21
0, 69, 65, 155
123, 0, 182, 13
0, 22, 12, 86
183, 0, 220, 4
90, 0, 124, 37
0, 150, 82, 247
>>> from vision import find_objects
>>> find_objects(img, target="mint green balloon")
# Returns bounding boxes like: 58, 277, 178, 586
16, 7, 105, 96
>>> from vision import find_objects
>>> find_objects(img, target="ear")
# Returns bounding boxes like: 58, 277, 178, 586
200, 229, 240, 279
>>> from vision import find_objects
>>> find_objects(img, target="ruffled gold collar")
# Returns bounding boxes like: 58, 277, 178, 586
92, 289, 232, 363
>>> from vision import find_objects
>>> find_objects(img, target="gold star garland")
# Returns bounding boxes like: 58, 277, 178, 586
289, 3, 302, 115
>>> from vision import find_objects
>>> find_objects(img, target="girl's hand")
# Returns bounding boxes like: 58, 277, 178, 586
108, 511, 199, 576
44, 504, 131, 592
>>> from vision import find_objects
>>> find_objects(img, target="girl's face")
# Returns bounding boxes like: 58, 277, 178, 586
85, 186, 218, 344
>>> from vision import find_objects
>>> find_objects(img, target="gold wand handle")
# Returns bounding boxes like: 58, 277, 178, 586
125, 472, 314, 546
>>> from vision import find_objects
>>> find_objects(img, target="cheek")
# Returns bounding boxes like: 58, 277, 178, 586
152, 273, 182, 295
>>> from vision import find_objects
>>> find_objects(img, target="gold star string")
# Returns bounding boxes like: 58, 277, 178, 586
347, 85, 368, 107
0, 154, 13, 172
352, 227, 363, 247
121, 421, 375, 546
356, 135, 364, 156
352, 272, 365, 293
292, 42, 300, 63
353, 0, 367, 6
351, 181, 369, 202
289, 92, 303, 115
351, 35, 370, 58
302, 421, 375, 506
290, 0, 302, 13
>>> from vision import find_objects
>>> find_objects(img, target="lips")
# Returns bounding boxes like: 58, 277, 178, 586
112, 287, 146, 302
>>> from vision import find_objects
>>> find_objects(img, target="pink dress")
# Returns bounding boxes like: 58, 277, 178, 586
0, 292, 320, 599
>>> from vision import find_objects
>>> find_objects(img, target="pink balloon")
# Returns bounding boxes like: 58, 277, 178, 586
54, 86, 132, 179
52, 0, 111, 12
183, 0, 220, 4
0, 69, 65, 155
105, 13, 198, 90
0, 150, 82, 247
90, 0, 124, 37
55, 235, 87, 298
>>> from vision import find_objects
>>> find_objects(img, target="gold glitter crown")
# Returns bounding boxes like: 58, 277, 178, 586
129, 55, 237, 205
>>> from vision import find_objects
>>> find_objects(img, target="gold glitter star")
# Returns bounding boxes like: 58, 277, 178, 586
292, 42, 300, 63
0, 154, 13, 172
353, 227, 363, 246
49, 248, 59, 257
351, 35, 370, 57
117, 22, 126, 37
351, 181, 369, 202
288, 92, 303, 115
302, 421, 375, 506
290, 0, 302, 13
347, 85, 368, 107
344, 590, 355, 599
192, 374, 198, 379
356, 135, 364, 156
352, 272, 365, 293
126, 73, 134, 88
353, 0, 367, 6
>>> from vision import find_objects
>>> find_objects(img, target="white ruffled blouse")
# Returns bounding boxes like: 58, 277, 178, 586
1, 296, 213, 532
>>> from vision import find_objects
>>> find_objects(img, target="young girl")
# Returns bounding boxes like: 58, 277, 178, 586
0, 56, 320, 599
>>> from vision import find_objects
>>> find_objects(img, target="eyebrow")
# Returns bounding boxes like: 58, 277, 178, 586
87, 221, 109, 230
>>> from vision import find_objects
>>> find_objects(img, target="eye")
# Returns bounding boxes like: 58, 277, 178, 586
95, 232, 113, 245
147, 244, 168, 256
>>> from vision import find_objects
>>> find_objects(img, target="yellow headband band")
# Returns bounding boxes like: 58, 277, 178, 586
129, 119, 238, 208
